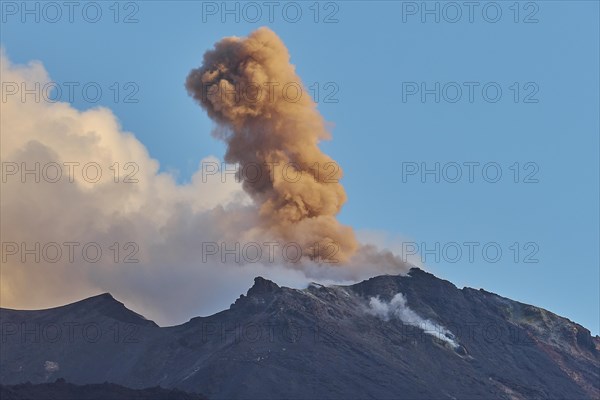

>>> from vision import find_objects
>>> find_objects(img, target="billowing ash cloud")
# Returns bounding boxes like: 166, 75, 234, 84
185, 27, 357, 263
367, 293, 459, 348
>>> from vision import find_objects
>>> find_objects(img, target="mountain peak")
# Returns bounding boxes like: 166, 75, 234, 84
247, 276, 280, 297
85, 292, 116, 302
72, 292, 123, 309
407, 267, 435, 278
70, 292, 157, 327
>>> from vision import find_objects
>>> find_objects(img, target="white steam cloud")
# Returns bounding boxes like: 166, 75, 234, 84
0, 36, 409, 326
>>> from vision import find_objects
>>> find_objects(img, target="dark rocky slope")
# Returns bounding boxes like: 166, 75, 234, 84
1, 268, 598, 399
0, 379, 206, 399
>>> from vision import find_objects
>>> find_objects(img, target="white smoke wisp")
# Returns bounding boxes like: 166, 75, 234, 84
367, 293, 459, 348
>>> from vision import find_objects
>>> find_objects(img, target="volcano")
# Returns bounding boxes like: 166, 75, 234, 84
1, 268, 598, 399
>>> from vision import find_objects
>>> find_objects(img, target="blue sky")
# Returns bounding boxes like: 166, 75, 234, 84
2, 1, 598, 334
